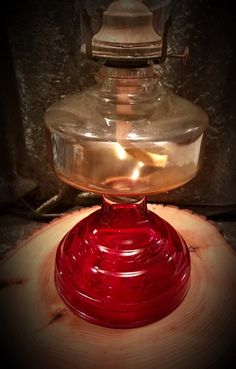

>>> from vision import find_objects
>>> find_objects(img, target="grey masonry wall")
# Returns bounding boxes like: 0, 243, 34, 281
1, 0, 236, 206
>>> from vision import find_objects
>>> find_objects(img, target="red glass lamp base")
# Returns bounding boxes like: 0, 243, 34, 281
55, 197, 190, 328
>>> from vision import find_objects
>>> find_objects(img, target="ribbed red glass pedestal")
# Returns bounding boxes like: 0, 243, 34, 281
55, 197, 190, 328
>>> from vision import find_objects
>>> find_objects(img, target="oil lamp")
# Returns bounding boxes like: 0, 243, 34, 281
45, 0, 208, 328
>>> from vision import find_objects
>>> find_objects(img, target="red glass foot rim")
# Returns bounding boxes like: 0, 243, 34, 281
55, 198, 190, 328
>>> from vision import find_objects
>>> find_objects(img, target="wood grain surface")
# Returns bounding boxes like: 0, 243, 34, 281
0, 205, 235, 369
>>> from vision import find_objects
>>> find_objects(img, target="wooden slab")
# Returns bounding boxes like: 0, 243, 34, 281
0, 205, 236, 369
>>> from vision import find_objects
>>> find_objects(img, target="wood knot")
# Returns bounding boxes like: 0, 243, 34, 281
188, 245, 200, 253
47, 306, 67, 325
0, 278, 25, 289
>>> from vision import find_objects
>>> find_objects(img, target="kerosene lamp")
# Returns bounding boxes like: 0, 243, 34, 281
45, 0, 208, 328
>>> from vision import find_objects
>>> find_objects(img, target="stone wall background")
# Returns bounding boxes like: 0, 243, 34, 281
1, 0, 236, 208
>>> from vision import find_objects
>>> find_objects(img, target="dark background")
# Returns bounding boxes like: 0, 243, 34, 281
1, 0, 236, 209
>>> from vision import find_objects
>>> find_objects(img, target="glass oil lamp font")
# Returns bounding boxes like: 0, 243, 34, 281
45, 0, 208, 328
